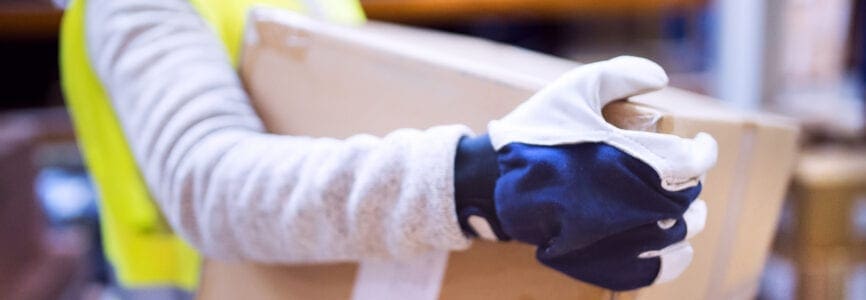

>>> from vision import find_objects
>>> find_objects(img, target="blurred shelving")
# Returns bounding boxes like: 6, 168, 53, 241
360, 0, 704, 22
0, 1, 62, 39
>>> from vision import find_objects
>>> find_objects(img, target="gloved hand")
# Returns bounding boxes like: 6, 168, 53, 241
454, 56, 717, 291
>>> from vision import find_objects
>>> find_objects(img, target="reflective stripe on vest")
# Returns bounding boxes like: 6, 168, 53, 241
60, 0, 364, 290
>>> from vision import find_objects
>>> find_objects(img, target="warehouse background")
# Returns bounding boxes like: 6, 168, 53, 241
0, 0, 864, 299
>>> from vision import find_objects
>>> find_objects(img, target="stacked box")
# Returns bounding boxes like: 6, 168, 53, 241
789, 147, 866, 299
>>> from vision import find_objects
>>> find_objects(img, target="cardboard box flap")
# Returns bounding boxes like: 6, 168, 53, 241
243, 7, 796, 137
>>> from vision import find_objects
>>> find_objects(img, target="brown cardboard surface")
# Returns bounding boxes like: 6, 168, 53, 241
796, 147, 866, 188
716, 123, 799, 299
782, 147, 866, 299
796, 186, 866, 247
796, 246, 866, 300
197, 7, 799, 300
793, 148, 866, 247
438, 242, 615, 300
198, 261, 357, 300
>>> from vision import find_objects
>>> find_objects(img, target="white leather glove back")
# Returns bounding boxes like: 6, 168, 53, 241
489, 56, 717, 191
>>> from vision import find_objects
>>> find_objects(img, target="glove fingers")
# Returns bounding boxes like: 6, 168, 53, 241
648, 241, 694, 284
617, 131, 718, 191
551, 56, 669, 114
539, 220, 689, 290
683, 199, 708, 240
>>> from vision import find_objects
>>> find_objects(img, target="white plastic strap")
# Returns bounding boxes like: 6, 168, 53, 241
352, 250, 450, 300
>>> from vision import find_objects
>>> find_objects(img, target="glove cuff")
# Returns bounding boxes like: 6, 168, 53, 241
454, 134, 510, 241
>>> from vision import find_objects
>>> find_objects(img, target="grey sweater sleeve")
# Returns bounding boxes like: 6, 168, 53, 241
84, 0, 471, 263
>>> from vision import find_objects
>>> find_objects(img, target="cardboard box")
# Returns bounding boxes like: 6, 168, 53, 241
797, 246, 866, 300
197, 8, 799, 300
776, 147, 866, 299
792, 147, 866, 247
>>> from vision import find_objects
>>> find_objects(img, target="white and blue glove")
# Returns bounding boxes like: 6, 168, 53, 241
454, 56, 717, 291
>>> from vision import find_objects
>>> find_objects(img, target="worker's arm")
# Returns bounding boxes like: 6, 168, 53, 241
86, 0, 718, 291
85, 0, 471, 262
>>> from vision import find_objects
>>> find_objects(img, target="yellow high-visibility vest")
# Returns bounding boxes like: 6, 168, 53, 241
60, 0, 364, 290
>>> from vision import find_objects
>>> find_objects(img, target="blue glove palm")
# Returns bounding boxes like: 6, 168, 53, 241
497, 142, 700, 290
